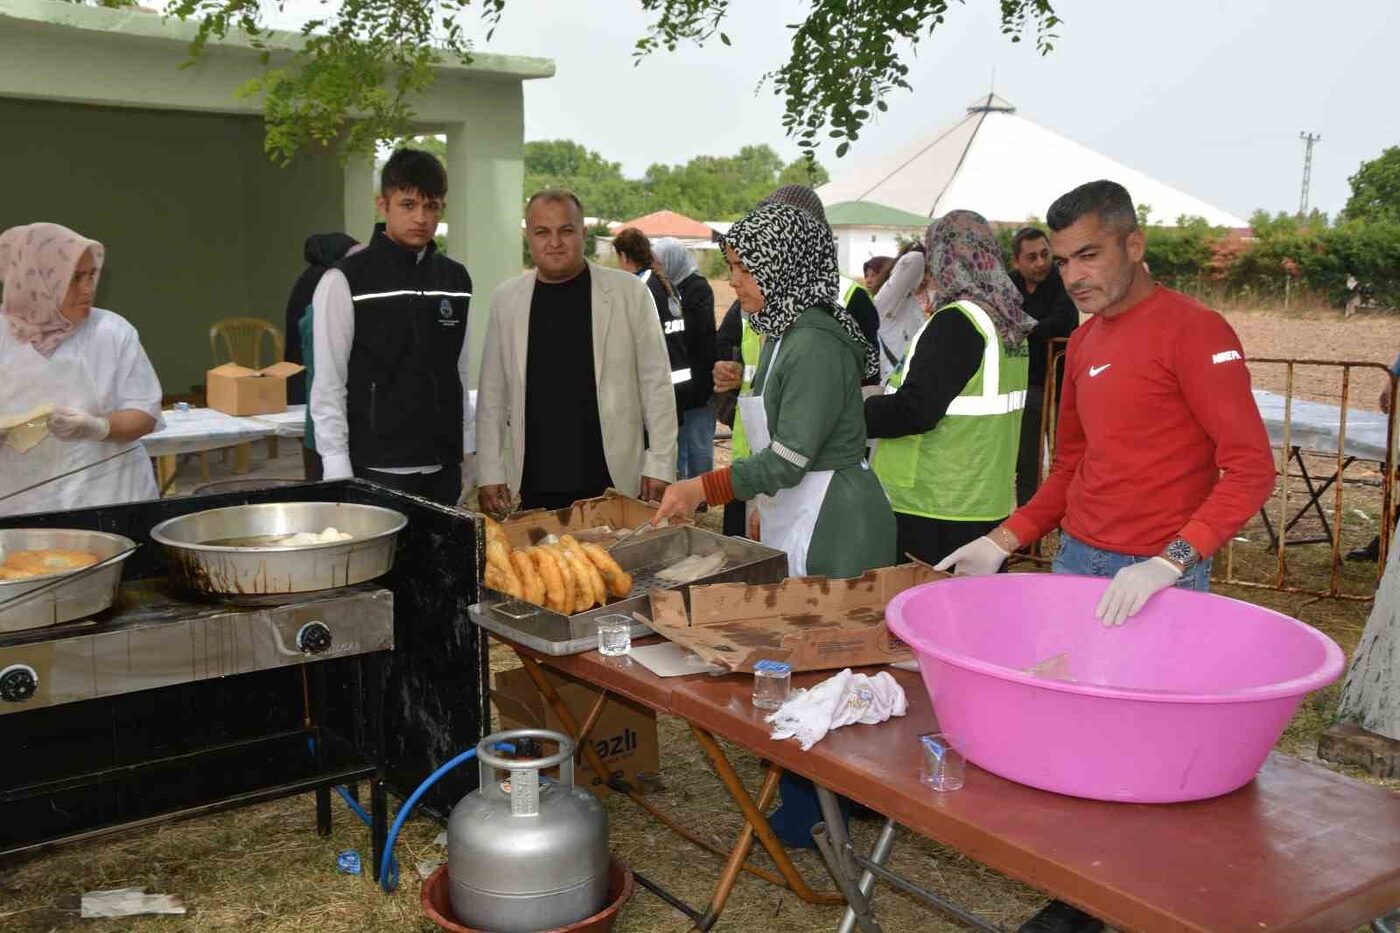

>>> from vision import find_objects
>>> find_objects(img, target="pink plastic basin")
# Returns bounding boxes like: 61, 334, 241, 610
885, 574, 1345, 803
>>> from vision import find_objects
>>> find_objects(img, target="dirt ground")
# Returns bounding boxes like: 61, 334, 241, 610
1, 299, 1397, 932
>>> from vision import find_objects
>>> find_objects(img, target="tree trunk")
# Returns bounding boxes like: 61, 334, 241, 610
1337, 519, 1400, 741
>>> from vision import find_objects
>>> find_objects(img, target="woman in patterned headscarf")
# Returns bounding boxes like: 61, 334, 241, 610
0, 223, 163, 516
653, 200, 895, 578
865, 209, 1035, 566
653, 200, 896, 852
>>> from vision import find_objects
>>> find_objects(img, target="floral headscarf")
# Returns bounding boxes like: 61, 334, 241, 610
921, 210, 1033, 349
719, 202, 879, 380
0, 223, 105, 356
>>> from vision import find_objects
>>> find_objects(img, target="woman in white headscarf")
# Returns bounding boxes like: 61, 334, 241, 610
652, 237, 717, 479
0, 223, 163, 516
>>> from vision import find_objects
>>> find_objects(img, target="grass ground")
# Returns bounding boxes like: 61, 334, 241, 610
0, 300, 1395, 931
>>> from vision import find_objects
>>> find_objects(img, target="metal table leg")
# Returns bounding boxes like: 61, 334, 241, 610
369, 775, 388, 879
314, 786, 332, 836
813, 784, 1002, 933
838, 818, 897, 933
812, 786, 881, 933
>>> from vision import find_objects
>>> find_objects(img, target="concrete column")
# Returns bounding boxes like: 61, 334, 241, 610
444, 77, 526, 387
342, 151, 377, 242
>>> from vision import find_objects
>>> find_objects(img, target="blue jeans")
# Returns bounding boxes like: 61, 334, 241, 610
1052, 531, 1212, 591
677, 406, 716, 480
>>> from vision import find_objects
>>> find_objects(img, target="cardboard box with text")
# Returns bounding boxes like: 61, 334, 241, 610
492, 665, 660, 800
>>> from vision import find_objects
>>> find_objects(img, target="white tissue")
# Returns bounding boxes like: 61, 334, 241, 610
767, 668, 907, 750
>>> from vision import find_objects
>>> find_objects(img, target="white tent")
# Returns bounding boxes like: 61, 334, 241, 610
817, 94, 1247, 229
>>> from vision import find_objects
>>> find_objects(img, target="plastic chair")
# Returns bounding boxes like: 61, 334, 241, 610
208, 317, 287, 466
210, 317, 284, 370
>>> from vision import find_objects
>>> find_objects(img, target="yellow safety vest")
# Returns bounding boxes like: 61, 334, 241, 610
871, 301, 1029, 521
730, 320, 763, 460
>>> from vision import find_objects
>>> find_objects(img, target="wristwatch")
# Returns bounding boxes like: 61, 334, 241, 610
1161, 537, 1199, 572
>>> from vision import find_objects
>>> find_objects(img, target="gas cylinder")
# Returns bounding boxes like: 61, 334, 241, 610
447, 729, 609, 932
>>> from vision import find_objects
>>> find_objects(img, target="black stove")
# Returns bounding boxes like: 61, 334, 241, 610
0, 480, 485, 864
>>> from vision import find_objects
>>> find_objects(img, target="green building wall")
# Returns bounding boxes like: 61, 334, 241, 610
0, 96, 346, 397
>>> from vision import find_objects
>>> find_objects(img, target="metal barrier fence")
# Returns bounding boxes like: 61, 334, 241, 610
1031, 344, 1398, 601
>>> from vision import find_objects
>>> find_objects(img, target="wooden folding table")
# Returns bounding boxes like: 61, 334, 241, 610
494, 635, 1400, 932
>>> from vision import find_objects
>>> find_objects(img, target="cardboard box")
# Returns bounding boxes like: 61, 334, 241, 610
497, 488, 688, 549
647, 563, 946, 673
206, 361, 303, 416
492, 665, 660, 800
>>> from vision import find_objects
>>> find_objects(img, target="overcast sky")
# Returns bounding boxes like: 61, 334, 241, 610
260, 0, 1399, 219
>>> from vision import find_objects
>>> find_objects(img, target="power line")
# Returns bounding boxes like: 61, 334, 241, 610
1298, 131, 1320, 216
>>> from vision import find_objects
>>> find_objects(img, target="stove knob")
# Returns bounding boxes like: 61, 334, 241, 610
0, 664, 38, 703
296, 621, 333, 655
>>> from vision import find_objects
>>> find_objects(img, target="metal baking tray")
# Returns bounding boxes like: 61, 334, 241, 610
468, 525, 787, 655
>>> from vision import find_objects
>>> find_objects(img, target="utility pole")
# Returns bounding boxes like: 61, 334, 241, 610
1298, 131, 1320, 216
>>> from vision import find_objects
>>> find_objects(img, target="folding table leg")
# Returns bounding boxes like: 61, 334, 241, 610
695, 763, 783, 931
1287, 452, 1335, 540
688, 724, 843, 906
837, 818, 897, 933
812, 785, 882, 933
512, 652, 793, 890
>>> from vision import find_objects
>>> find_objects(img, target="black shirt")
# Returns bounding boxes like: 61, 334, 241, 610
521, 266, 612, 501
864, 309, 984, 439
676, 273, 717, 409
716, 300, 743, 363
284, 233, 356, 404
1011, 266, 1079, 388
844, 286, 882, 387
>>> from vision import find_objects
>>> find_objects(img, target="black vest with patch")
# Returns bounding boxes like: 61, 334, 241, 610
339, 225, 471, 468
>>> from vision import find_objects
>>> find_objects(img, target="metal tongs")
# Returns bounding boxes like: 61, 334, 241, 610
0, 445, 144, 507
608, 517, 660, 551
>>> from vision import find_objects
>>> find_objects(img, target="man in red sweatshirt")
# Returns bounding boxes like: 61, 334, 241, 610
940, 179, 1274, 618
939, 181, 1276, 930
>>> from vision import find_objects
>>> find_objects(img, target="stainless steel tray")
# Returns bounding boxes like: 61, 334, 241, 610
150, 502, 407, 595
469, 525, 786, 655
0, 529, 138, 633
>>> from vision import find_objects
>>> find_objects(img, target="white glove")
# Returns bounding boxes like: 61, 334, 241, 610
934, 535, 1010, 576
1095, 557, 1182, 626
48, 407, 110, 441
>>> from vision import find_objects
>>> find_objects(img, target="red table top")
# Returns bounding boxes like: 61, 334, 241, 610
513, 640, 1400, 932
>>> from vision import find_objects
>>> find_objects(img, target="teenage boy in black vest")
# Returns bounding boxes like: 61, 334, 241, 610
310, 149, 474, 505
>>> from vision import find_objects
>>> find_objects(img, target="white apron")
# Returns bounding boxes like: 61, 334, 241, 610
0, 323, 157, 517
737, 338, 835, 577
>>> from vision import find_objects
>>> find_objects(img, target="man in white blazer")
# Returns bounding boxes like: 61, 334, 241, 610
477, 190, 678, 513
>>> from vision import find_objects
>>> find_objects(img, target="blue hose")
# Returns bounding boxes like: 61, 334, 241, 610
308, 735, 512, 893
376, 741, 515, 892
306, 737, 401, 888
377, 746, 480, 890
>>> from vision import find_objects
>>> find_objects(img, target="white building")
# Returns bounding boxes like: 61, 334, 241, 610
825, 201, 930, 279
818, 93, 1247, 230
